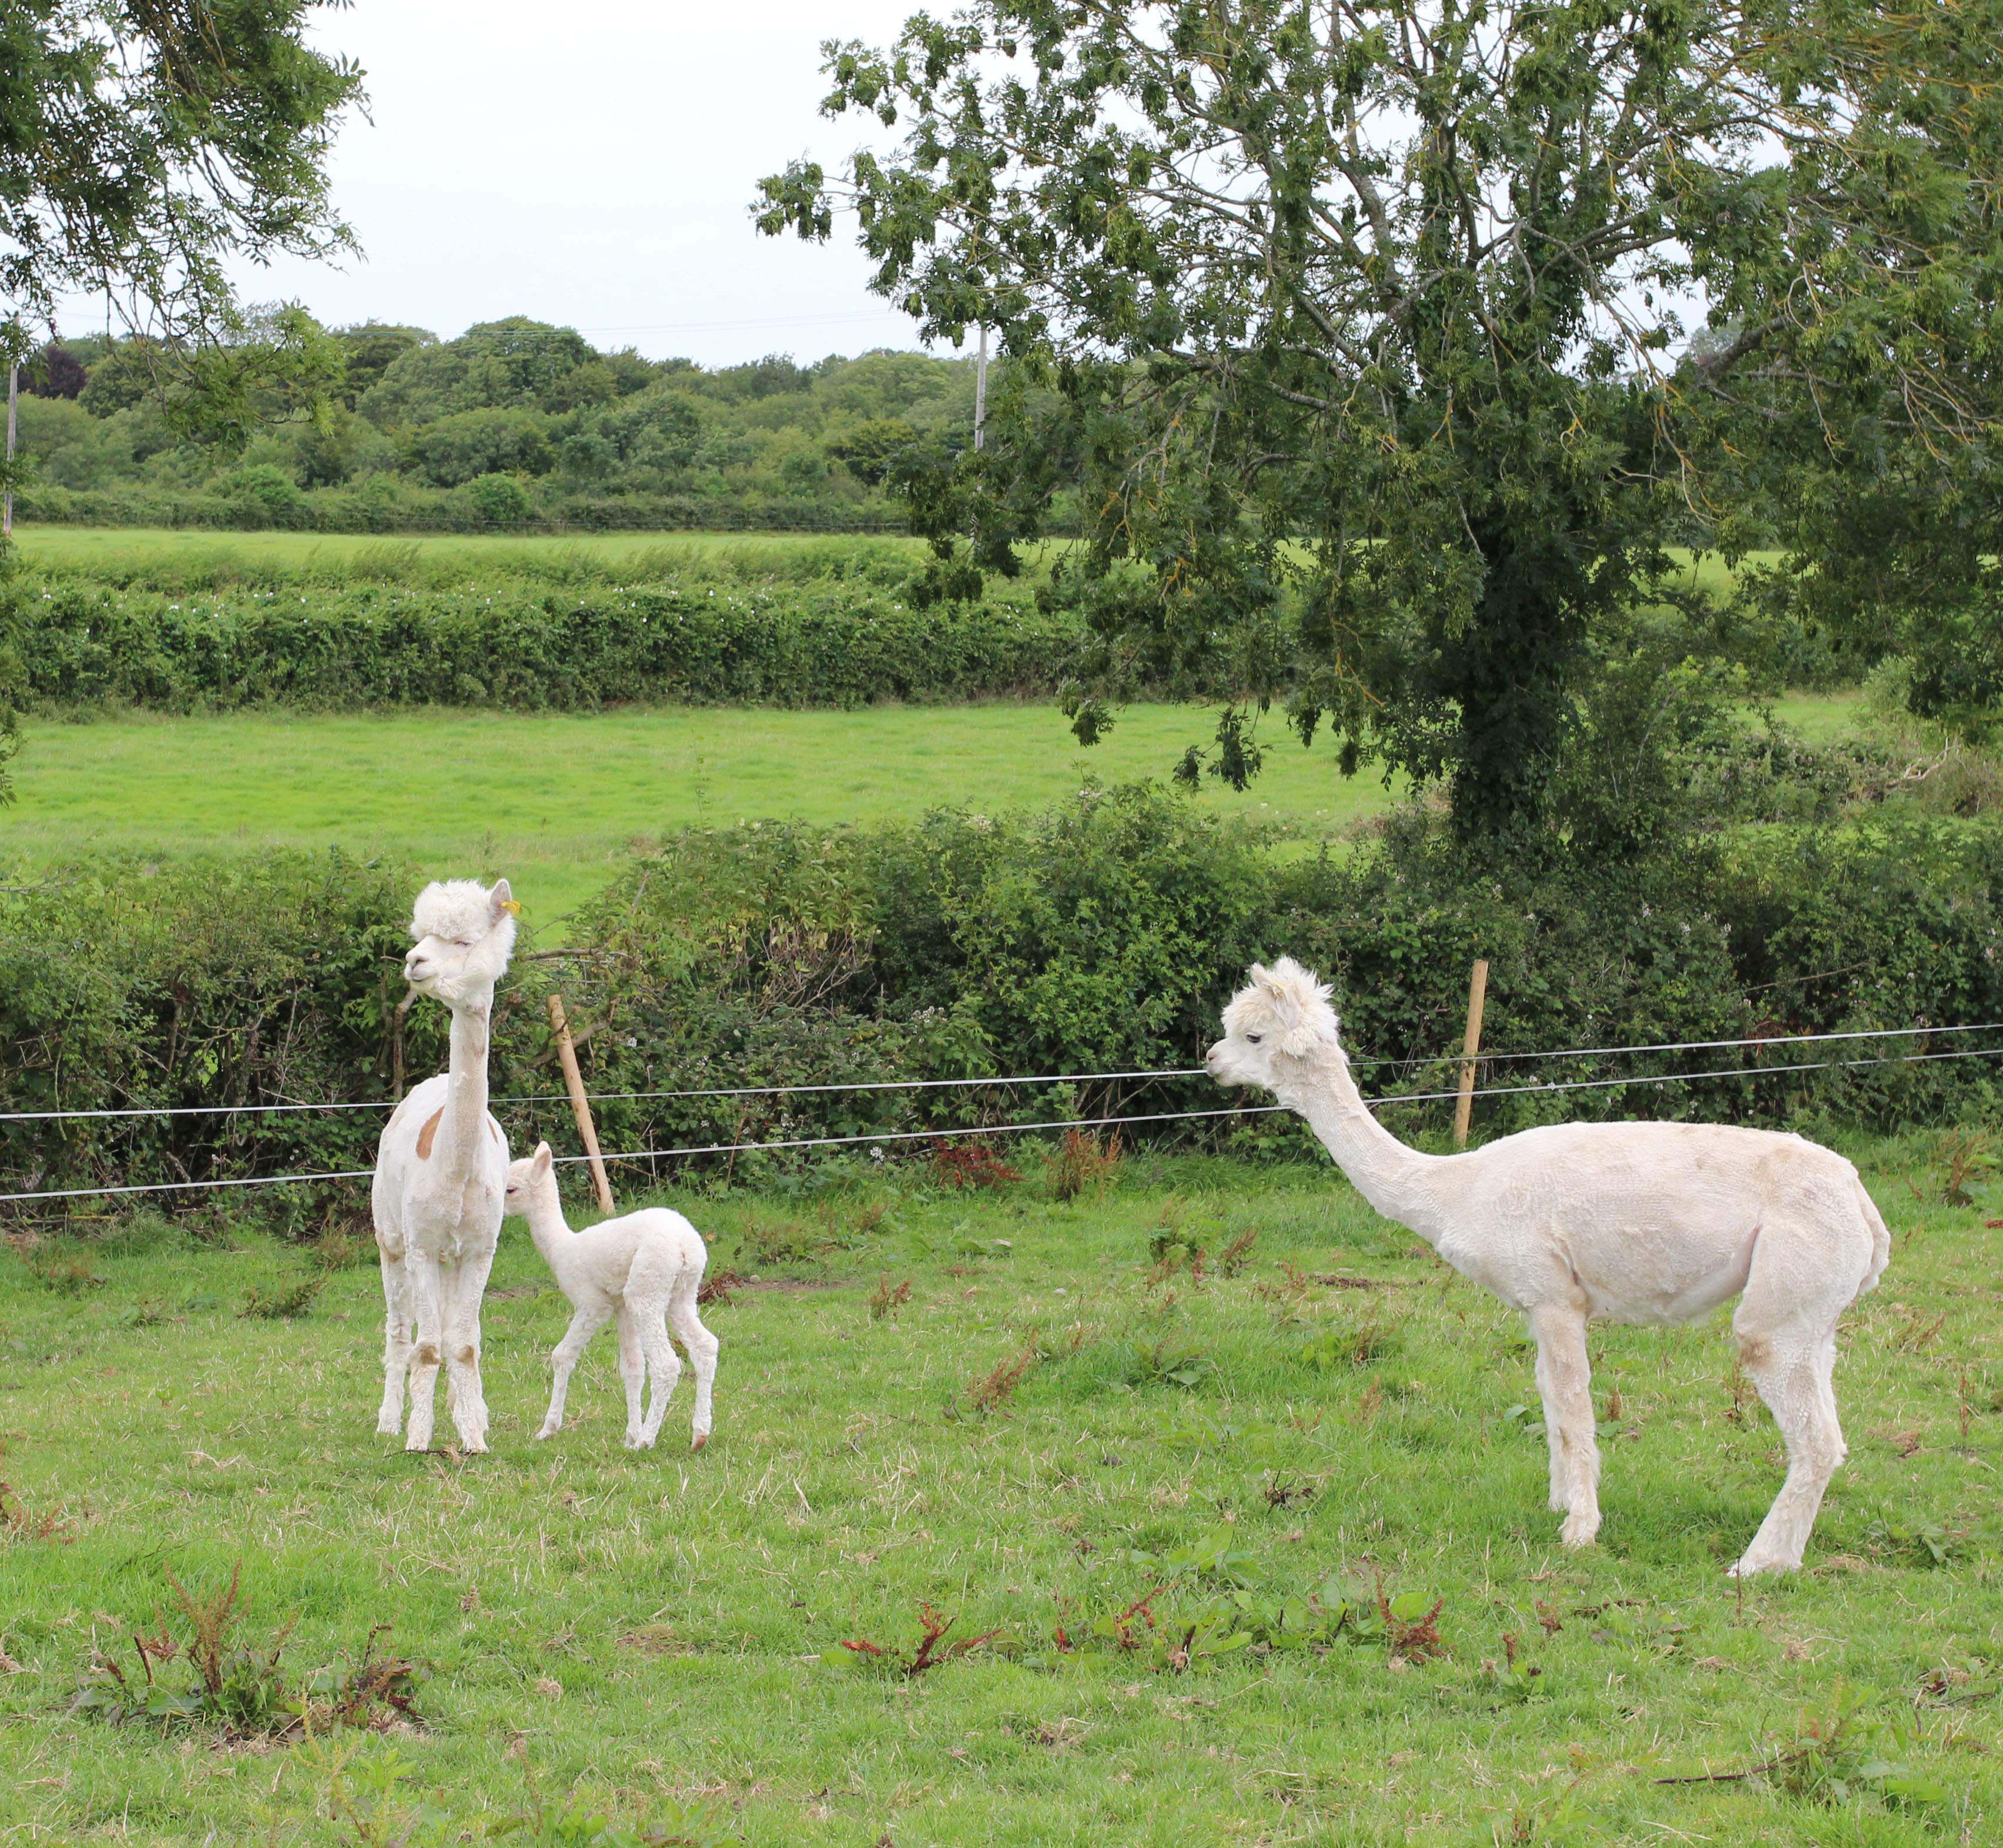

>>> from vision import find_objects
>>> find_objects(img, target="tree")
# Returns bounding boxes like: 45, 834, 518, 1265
0, 0, 362, 802
759, 0, 2003, 842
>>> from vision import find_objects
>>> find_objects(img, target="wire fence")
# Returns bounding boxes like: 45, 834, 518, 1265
6, 1023, 2001, 1207
7, 1020, 2001, 1126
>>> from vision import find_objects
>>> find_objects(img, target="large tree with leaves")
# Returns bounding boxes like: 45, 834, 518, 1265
761, 0, 2003, 839
0, 0, 361, 799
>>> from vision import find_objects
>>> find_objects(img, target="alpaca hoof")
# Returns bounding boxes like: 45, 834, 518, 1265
691, 1431, 708, 1452
532, 1425, 557, 1441
377, 1417, 401, 1438
1548, 1492, 1569, 1514
1727, 1551, 1796, 1578
1559, 1511, 1601, 1549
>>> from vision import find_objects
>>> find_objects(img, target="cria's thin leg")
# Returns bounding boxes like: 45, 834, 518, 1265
441, 1246, 495, 1453
615, 1308, 648, 1448
539, 1301, 610, 1440
668, 1273, 719, 1450
634, 1304, 682, 1450
376, 1238, 414, 1438
403, 1251, 446, 1454
1528, 1302, 1600, 1548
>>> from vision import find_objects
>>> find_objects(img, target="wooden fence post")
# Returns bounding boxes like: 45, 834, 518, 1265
547, 993, 614, 1215
1453, 958, 1490, 1149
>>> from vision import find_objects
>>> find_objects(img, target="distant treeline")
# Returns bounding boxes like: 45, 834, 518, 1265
9, 317, 1007, 534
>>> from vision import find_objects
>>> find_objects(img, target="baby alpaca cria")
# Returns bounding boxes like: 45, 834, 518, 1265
504, 1143, 719, 1450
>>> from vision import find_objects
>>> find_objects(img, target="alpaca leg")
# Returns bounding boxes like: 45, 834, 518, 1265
1727, 1213, 1872, 1576
403, 1252, 446, 1453
615, 1308, 648, 1448
668, 1277, 720, 1450
1528, 1303, 1600, 1548
375, 1240, 415, 1437
441, 1247, 495, 1453
1730, 1324, 1847, 1576
538, 1302, 610, 1439
636, 1305, 682, 1451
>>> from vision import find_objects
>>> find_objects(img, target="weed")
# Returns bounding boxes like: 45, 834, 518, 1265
829, 1603, 1003, 1678
966, 1348, 1038, 1415
239, 1274, 325, 1320
868, 1276, 912, 1321
113, 1298, 168, 1328
0, 1479, 73, 1545
29, 1256, 106, 1295
1935, 1128, 1993, 1208
1892, 1307, 1949, 1352
71, 1561, 421, 1740
930, 1139, 1021, 1190
1654, 1682, 1951, 1810
1046, 1129, 1122, 1203
696, 1267, 745, 1308
1124, 1339, 1214, 1391
310, 1231, 377, 1273
1216, 1228, 1257, 1277
1297, 1320, 1400, 1371
1374, 1582, 1446, 1662
1863, 1515, 1961, 1566
735, 1214, 822, 1266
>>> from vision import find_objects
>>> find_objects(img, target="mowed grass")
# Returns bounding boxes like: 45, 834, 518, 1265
0, 1142, 1998, 1843
4, 705, 1398, 928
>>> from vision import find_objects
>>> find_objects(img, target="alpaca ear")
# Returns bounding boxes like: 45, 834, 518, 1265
488, 878, 519, 926
531, 1141, 552, 1176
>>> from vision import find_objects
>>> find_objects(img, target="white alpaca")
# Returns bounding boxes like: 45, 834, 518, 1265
503, 1142, 718, 1451
371, 878, 517, 1453
1208, 959, 1891, 1575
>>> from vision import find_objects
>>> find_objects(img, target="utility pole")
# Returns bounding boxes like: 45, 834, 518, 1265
973, 324, 987, 451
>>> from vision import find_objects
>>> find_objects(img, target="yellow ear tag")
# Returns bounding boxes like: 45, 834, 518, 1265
500, 899, 523, 916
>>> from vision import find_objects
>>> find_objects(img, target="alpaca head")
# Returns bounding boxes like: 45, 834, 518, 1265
404, 877, 518, 1007
503, 1141, 557, 1217
1207, 958, 1344, 1090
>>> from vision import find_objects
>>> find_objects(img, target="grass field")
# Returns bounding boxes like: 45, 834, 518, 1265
0, 1139, 1997, 1844
4, 705, 1401, 928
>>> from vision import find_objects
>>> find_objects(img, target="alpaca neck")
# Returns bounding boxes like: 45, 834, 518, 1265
437, 992, 494, 1167
1280, 1044, 1449, 1244
522, 1190, 577, 1283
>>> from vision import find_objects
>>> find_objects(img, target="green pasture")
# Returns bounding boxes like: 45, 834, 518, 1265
0, 1140, 1997, 1844
2, 704, 1401, 929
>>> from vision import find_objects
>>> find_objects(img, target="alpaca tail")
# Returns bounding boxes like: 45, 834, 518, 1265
1852, 1176, 1893, 1298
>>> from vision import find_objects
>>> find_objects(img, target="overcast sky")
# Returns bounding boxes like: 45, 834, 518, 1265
212, 1, 937, 369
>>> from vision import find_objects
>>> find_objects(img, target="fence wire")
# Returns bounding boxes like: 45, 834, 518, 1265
6, 1035, 2000, 1206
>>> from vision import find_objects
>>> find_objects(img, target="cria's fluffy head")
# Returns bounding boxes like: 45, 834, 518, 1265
1207, 957, 1342, 1090
503, 1141, 555, 1216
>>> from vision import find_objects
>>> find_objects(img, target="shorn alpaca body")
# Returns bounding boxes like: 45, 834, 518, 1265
504, 1143, 718, 1449
372, 878, 518, 1452
1210, 960, 1890, 1576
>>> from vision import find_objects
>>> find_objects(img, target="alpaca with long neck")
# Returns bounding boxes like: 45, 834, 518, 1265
371, 878, 518, 1452
1208, 959, 1890, 1575
503, 1142, 718, 1450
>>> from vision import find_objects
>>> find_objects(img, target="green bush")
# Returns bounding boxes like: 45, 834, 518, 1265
13, 577, 1089, 711
8, 795, 2002, 1223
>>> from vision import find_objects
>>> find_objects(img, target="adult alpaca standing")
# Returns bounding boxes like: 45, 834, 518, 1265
1208, 959, 1891, 1575
372, 878, 518, 1452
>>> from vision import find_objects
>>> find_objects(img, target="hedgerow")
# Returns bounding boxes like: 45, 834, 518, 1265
11, 577, 1084, 711
6, 789, 2002, 1222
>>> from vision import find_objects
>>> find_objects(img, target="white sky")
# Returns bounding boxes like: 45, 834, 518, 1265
218, 1, 936, 369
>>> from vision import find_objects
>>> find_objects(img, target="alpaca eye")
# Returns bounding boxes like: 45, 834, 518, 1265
1246, 1033, 1262, 1044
